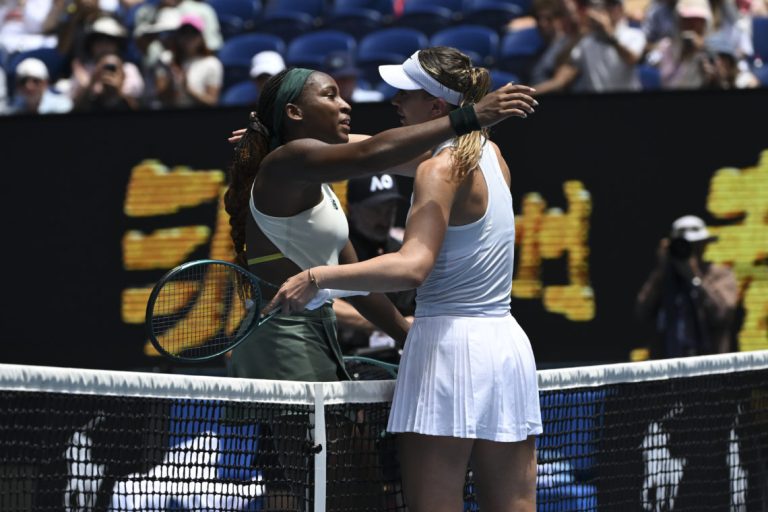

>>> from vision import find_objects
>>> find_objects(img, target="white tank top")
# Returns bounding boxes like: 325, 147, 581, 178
415, 139, 515, 317
249, 183, 348, 270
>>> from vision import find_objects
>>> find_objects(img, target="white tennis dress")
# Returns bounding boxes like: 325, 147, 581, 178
387, 139, 542, 442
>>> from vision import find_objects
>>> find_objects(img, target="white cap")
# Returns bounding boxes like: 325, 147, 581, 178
670, 215, 717, 242
89, 16, 128, 38
250, 51, 286, 78
378, 50, 463, 106
15, 58, 49, 81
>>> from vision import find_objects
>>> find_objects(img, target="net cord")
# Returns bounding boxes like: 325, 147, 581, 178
538, 349, 768, 390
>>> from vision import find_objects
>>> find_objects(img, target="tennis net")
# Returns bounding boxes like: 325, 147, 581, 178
0, 350, 766, 511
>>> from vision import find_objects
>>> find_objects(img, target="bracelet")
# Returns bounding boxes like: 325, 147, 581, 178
308, 268, 320, 289
448, 105, 482, 136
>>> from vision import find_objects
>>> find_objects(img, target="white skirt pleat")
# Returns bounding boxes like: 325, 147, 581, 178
387, 314, 542, 442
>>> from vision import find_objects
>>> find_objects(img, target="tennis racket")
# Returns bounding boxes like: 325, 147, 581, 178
145, 259, 367, 362
343, 356, 399, 380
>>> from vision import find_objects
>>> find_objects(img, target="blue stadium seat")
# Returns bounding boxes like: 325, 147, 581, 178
207, 0, 262, 39
220, 80, 260, 106
264, 0, 327, 19
462, 0, 525, 33
391, 4, 455, 36
285, 30, 357, 69
253, 11, 316, 43
357, 27, 429, 86
6, 48, 67, 86
498, 26, 543, 80
404, 0, 466, 12
431, 25, 500, 67
637, 63, 661, 90
323, 7, 384, 40
217, 33, 286, 89
753, 16, 768, 64
489, 68, 520, 89
334, 0, 395, 18
753, 64, 768, 86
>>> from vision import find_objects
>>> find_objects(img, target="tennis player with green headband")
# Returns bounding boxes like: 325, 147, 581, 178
265, 47, 542, 511
225, 56, 537, 385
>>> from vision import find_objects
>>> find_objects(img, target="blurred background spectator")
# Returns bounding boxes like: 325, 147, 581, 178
64, 15, 144, 103
73, 52, 137, 110
0, 67, 6, 111
335, 173, 415, 357
250, 49, 285, 96
533, 0, 646, 93
5, 56, 72, 113
0, 0, 57, 55
529, 0, 581, 85
635, 215, 739, 359
132, 0, 221, 52
321, 50, 384, 103
153, 13, 223, 107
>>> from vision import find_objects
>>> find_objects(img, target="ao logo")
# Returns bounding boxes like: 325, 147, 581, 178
370, 174, 394, 192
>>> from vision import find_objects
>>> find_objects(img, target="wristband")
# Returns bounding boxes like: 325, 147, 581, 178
448, 105, 482, 136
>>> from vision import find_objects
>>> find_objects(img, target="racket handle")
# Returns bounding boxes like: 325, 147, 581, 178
306, 289, 370, 310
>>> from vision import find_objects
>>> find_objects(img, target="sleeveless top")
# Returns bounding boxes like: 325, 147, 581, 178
415, 139, 515, 318
249, 183, 348, 270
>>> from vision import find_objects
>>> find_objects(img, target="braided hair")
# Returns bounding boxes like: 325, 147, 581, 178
223, 69, 292, 269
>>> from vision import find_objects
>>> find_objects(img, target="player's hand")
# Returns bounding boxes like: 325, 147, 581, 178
262, 270, 319, 316
474, 83, 538, 126
228, 128, 247, 144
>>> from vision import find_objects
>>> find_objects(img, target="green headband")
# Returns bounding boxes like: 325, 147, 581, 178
271, 68, 314, 150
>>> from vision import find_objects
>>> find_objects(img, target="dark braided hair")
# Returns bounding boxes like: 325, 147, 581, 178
223, 68, 293, 269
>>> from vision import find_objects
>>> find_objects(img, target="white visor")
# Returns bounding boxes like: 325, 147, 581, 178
378, 51, 463, 106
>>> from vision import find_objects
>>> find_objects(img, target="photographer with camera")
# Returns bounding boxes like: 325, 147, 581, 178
635, 215, 739, 359
74, 53, 137, 111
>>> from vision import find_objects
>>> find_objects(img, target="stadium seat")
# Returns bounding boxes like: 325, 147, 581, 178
391, 4, 455, 36
285, 30, 357, 69
253, 11, 316, 43
217, 33, 286, 89
220, 80, 260, 106
404, 0, 466, 12
334, 0, 395, 18
489, 68, 520, 89
264, 0, 327, 19
637, 63, 661, 90
462, 0, 525, 33
323, 7, 384, 40
431, 24, 500, 68
207, 0, 262, 39
6, 48, 68, 86
357, 27, 429, 85
498, 26, 544, 80
753, 16, 768, 64
753, 64, 768, 86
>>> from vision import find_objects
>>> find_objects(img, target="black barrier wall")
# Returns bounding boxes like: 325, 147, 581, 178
0, 89, 766, 370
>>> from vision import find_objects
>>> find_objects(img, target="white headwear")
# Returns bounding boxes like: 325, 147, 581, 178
378, 51, 463, 106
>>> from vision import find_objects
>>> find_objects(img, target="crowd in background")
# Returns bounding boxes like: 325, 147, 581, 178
0, 0, 766, 115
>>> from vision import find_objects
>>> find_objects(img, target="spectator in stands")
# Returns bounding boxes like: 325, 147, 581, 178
44, 0, 103, 61
533, 0, 646, 93
335, 173, 415, 355
6, 57, 72, 114
641, 0, 680, 49
646, 0, 718, 88
66, 15, 144, 104
0, 0, 57, 55
73, 52, 137, 110
707, 33, 761, 87
154, 13, 223, 107
529, 0, 581, 85
322, 50, 385, 103
249, 50, 286, 96
132, 0, 221, 52
0, 68, 7, 112
636, 215, 739, 358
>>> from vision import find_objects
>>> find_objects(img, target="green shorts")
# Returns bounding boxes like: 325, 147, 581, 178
228, 303, 351, 382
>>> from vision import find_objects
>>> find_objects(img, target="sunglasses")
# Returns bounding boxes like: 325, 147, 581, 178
17, 77, 44, 86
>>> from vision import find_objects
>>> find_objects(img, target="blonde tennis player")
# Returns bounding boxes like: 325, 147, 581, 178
266, 47, 543, 512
